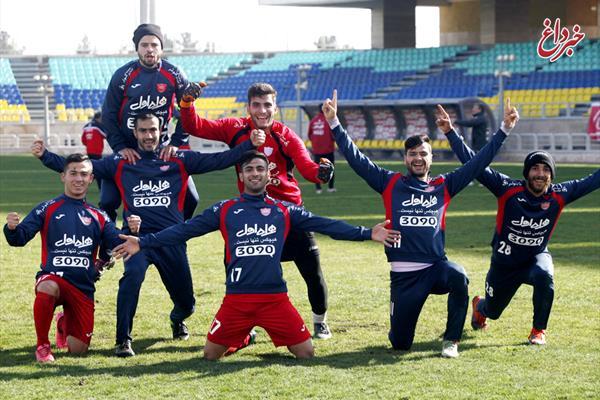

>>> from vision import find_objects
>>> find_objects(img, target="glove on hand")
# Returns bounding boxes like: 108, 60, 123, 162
182, 81, 207, 103
317, 158, 334, 183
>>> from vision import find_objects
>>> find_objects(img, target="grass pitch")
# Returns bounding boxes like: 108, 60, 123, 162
0, 154, 598, 399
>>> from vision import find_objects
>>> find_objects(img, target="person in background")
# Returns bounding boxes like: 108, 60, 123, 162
308, 104, 336, 194
81, 111, 106, 190
455, 102, 488, 151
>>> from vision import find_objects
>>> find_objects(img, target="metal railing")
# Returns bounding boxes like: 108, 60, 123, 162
486, 101, 590, 118
507, 132, 596, 152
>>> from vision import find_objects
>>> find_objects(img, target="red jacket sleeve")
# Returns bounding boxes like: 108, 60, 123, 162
180, 105, 232, 143
280, 125, 320, 183
81, 132, 87, 146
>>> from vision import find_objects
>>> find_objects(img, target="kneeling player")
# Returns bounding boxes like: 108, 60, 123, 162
443, 115, 600, 345
3, 154, 139, 362
114, 150, 399, 359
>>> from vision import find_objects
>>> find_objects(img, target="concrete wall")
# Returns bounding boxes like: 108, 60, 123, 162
440, 0, 599, 45
371, 0, 416, 48
440, 0, 481, 46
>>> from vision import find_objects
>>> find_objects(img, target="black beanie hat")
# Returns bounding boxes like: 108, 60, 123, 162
133, 23, 164, 50
523, 151, 555, 179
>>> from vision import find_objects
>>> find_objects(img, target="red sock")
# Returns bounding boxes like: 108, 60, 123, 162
33, 292, 56, 347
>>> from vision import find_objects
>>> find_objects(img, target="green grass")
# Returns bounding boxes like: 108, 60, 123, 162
0, 154, 599, 399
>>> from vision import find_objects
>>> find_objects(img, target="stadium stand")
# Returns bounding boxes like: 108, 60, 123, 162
2, 42, 597, 158
0, 58, 29, 122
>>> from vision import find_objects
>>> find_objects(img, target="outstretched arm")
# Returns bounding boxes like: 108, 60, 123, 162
437, 104, 510, 195
113, 202, 222, 260
322, 90, 395, 193
289, 205, 400, 246
184, 130, 264, 174
32, 139, 115, 179
442, 98, 519, 197
556, 169, 600, 205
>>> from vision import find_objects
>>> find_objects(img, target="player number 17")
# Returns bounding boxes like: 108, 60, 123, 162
230, 267, 242, 282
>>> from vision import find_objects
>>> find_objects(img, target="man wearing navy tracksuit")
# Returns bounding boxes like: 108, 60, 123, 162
321, 92, 519, 357
444, 126, 600, 345
113, 150, 398, 360
32, 113, 264, 357
101, 23, 198, 222
3, 154, 137, 363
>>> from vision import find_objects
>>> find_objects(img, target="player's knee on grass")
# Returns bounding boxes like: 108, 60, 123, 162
67, 336, 89, 354
482, 297, 505, 320
288, 338, 314, 359
36, 280, 60, 297
203, 340, 228, 361
388, 330, 412, 351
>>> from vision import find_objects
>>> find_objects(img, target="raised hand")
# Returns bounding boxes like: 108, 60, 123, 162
317, 158, 334, 183
113, 234, 141, 262
435, 104, 453, 134
182, 81, 207, 103
503, 97, 519, 130
250, 129, 266, 147
322, 89, 338, 122
31, 139, 45, 158
6, 212, 20, 230
371, 220, 401, 248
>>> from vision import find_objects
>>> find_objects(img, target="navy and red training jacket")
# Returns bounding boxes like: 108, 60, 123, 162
139, 193, 372, 294
446, 129, 600, 265
102, 59, 189, 152
332, 125, 508, 264
3, 195, 122, 299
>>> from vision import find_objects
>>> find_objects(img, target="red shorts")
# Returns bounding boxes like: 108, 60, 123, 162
207, 293, 311, 347
35, 274, 95, 345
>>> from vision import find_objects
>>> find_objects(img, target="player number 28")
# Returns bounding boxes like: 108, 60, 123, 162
497, 241, 512, 255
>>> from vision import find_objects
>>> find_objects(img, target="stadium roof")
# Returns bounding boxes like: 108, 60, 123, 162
260, 0, 450, 7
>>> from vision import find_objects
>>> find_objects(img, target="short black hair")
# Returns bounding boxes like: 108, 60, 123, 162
247, 83, 277, 103
239, 150, 268, 168
404, 134, 431, 152
134, 113, 159, 129
64, 153, 91, 168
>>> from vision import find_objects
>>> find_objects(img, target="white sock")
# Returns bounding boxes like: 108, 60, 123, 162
312, 312, 327, 324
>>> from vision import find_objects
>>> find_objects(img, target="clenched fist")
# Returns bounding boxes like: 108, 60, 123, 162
250, 129, 266, 147
5, 212, 20, 230
317, 158, 334, 183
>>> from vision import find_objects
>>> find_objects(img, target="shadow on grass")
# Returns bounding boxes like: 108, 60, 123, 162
0, 337, 521, 381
